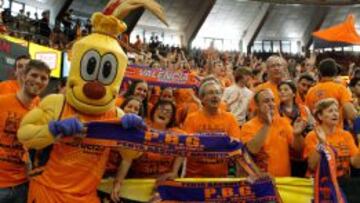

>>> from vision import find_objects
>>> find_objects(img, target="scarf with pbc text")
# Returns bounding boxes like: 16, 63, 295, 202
314, 144, 347, 203
157, 178, 281, 203
85, 122, 281, 202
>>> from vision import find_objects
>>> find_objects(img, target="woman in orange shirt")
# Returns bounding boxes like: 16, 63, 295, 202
278, 80, 314, 133
278, 80, 314, 177
304, 98, 360, 178
111, 100, 184, 202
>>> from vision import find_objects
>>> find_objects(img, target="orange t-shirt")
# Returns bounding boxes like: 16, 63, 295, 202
0, 80, 20, 95
240, 116, 294, 177
0, 94, 38, 187
305, 81, 352, 112
128, 127, 185, 178
304, 128, 358, 177
305, 81, 352, 127
33, 102, 117, 197
182, 109, 241, 177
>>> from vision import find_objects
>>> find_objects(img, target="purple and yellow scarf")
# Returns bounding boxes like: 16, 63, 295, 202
85, 122, 281, 202
314, 144, 347, 203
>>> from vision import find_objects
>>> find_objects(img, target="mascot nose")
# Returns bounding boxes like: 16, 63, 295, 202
83, 81, 106, 100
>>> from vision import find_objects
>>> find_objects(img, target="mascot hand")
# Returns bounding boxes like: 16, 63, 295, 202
121, 114, 146, 129
49, 118, 84, 137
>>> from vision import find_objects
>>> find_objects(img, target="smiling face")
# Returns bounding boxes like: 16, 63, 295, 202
279, 83, 295, 103
66, 33, 127, 114
22, 68, 49, 97
123, 99, 141, 115
153, 103, 174, 128
133, 82, 148, 101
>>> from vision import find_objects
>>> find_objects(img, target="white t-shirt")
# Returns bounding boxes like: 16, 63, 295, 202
222, 84, 253, 125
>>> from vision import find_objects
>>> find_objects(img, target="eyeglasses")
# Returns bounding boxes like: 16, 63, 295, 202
158, 107, 173, 115
269, 63, 284, 68
204, 90, 222, 96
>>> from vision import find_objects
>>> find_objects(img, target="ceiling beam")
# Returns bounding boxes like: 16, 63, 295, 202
242, 3, 272, 53
302, 6, 330, 50
123, 8, 145, 35
184, 0, 216, 48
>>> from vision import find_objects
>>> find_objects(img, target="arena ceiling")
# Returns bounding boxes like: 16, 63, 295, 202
64, 0, 360, 50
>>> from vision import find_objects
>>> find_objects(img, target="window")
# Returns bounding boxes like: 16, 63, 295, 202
263, 41, 271, 53
3, 0, 10, 9
334, 47, 342, 52
353, 46, 360, 52
273, 41, 280, 53
11, 1, 24, 16
253, 41, 262, 52
344, 46, 353, 52
281, 41, 291, 53
25, 5, 37, 19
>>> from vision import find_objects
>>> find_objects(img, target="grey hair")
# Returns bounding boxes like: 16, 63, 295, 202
198, 80, 222, 98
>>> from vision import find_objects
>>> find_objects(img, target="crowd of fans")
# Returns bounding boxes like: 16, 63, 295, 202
3, 6, 360, 203
1, 8, 91, 50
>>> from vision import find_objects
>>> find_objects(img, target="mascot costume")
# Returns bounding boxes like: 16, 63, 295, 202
17, 0, 167, 202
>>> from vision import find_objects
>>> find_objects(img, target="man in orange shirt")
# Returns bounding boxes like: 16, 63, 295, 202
296, 73, 315, 106
254, 55, 286, 106
0, 55, 31, 95
0, 60, 50, 203
305, 58, 357, 127
240, 89, 304, 177
183, 79, 241, 177
249, 55, 286, 116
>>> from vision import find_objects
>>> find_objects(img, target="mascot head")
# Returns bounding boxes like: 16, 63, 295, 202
66, 0, 167, 114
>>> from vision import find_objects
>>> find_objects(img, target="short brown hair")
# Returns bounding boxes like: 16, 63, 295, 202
234, 67, 252, 83
24, 59, 51, 75
314, 98, 338, 123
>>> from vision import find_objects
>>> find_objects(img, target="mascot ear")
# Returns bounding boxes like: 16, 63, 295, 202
91, 12, 127, 37
103, 0, 168, 26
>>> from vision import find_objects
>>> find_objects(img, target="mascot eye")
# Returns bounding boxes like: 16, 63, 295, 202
98, 53, 118, 85
81, 50, 101, 81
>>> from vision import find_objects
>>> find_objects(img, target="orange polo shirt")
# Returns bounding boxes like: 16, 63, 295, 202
240, 116, 294, 177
